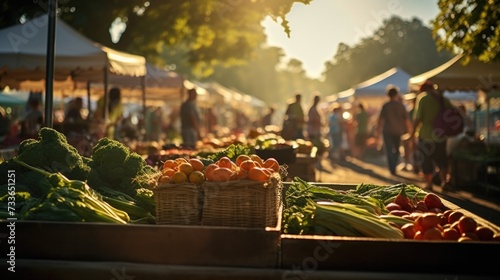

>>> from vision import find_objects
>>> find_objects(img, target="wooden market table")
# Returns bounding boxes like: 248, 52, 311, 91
1, 183, 499, 279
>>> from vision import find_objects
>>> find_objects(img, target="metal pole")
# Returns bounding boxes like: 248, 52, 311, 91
86, 81, 92, 121
103, 66, 109, 121
486, 92, 490, 144
141, 75, 146, 136
44, 0, 57, 128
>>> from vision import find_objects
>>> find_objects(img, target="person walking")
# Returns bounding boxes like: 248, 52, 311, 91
410, 82, 454, 190
180, 88, 201, 149
306, 93, 323, 145
328, 104, 345, 161
376, 85, 412, 175
283, 93, 305, 140
93, 87, 123, 139
261, 106, 275, 128
20, 97, 43, 140
353, 102, 369, 159
206, 107, 218, 135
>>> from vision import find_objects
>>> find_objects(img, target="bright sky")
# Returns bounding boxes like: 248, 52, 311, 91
261, 0, 441, 79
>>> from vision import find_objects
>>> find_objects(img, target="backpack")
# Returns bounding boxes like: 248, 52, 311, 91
431, 93, 464, 137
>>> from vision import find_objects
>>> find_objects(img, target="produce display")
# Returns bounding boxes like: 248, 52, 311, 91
283, 178, 500, 241
0, 128, 158, 224
1, 128, 498, 243
154, 143, 283, 227
159, 154, 280, 185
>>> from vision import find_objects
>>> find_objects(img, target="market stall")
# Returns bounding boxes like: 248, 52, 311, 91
0, 13, 147, 122
0, 129, 499, 279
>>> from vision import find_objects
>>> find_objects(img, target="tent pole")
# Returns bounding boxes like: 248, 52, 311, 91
86, 81, 92, 121
103, 66, 109, 121
141, 75, 146, 137
44, 0, 57, 128
486, 92, 490, 144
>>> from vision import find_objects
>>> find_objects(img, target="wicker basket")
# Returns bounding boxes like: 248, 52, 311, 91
201, 174, 282, 228
153, 183, 202, 225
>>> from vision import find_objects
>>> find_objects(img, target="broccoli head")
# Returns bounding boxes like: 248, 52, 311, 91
124, 153, 147, 174
16, 127, 90, 181
88, 138, 160, 197
91, 138, 129, 168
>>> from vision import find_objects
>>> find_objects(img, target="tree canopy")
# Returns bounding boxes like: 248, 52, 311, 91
1, 0, 495, 102
322, 16, 453, 94
0, 0, 312, 75
433, 0, 500, 63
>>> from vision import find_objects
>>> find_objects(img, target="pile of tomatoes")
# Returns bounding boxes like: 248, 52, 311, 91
158, 154, 280, 185
387, 192, 500, 242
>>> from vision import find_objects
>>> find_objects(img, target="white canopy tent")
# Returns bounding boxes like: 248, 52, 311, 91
326, 67, 412, 109
0, 14, 147, 120
408, 54, 500, 92
192, 82, 267, 129
0, 14, 146, 85
109, 63, 185, 103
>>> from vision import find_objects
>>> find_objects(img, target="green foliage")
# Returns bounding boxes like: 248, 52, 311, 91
323, 16, 454, 94
135, 188, 156, 215
205, 144, 251, 162
0, 0, 313, 76
433, 0, 500, 63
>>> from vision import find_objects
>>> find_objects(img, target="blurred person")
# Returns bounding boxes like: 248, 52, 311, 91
65, 97, 85, 123
353, 103, 369, 159
93, 87, 124, 139
261, 106, 276, 128
410, 82, 454, 190
283, 93, 305, 140
180, 88, 201, 149
206, 107, 218, 135
63, 97, 88, 134
306, 94, 324, 145
328, 104, 345, 161
146, 106, 163, 141
457, 104, 473, 133
402, 94, 418, 172
0, 106, 9, 142
376, 85, 412, 175
20, 98, 43, 140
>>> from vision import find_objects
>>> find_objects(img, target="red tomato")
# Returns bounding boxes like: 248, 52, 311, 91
461, 232, 480, 241
420, 213, 442, 230
424, 193, 444, 210
389, 210, 411, 217
443, 228, 460, 241
475, 226, 495, 241
385, 202, 402, 212
415, 201, 429, 212
422, 227, 443, 240
401, 223, 416, 239
447, 211, 464, 224
457, 216, 477, 234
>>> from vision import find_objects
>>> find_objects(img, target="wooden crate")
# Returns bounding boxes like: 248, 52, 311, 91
280, 182, 500, 277
0, 220, 281, 269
